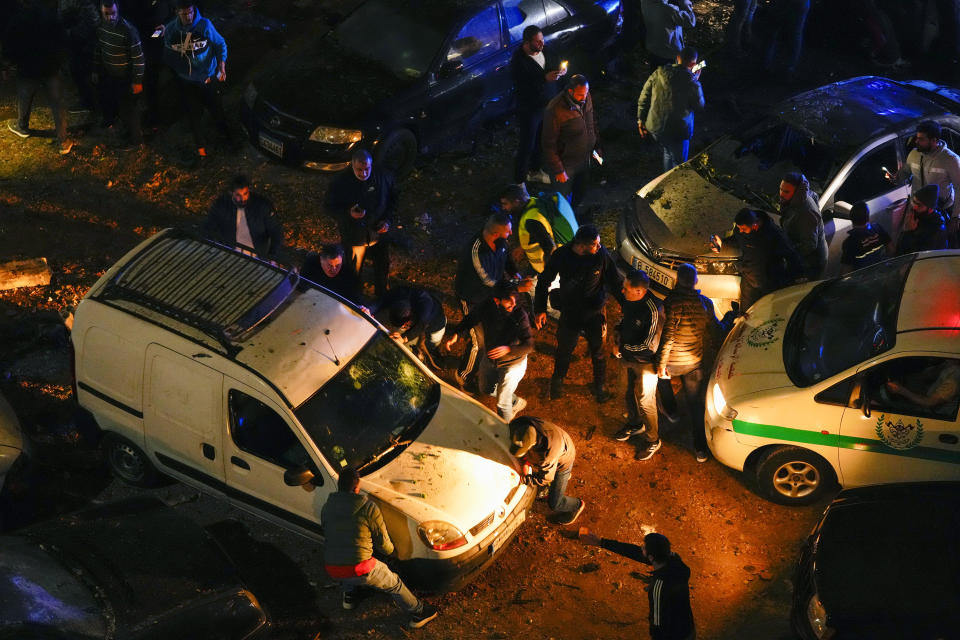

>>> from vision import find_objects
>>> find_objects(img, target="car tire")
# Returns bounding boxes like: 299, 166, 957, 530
755, 446, 835, 506
102, 433, 162, 487
375, 128, 417, 178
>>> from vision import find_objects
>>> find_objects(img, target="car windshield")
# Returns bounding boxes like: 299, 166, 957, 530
694, 119, 838, 210
295, 333, 440, 472
784, 255, 914, 387
334, 0, 444, 78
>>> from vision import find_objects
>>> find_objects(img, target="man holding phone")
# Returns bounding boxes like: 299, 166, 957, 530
511, 25, 564, 184
636, 46, 705, 172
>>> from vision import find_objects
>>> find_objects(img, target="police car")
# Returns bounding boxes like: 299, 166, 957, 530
705, 252, 960, 504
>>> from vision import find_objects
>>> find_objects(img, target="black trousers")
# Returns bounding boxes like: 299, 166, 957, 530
551, 163, 590, 222
175, 76, 230, 150
514, 109, 543, 183
553, 310, 606, 388
351, 240, 390, 298
98, 74, 142, 144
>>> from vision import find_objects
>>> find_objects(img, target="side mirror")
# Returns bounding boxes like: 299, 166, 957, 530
821, 208, 834, 222
438, 60, 463, 79
284, 465, 323, 487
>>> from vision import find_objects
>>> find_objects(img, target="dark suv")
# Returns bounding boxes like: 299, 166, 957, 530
240, 0, 622, 175
791, 482, 960, 639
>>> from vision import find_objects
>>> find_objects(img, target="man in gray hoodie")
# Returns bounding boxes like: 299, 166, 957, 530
892, 120, 960, 215
778, 172, 827, 280
320, 467, 438, 629
637, 46, 705, 172
640, 0, 696, 68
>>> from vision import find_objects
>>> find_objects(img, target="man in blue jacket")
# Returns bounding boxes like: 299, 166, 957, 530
163, 0, 230, 163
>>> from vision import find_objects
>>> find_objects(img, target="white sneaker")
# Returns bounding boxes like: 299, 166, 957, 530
512, 396, 527, 416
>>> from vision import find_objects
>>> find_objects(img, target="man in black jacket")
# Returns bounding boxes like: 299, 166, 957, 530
445, 281, 533, 421
656, 263, 718, 463
541, 74, 599, 216
580, 530, 695, 640
325, 148, 398, 297
613, 270, 665, 461
370, 285, 446, 362
535, 225, 625, 403
511, 24, 563, 183
300, 244, 363, 304
710, 208, 804, 310
896, 183, 950, 255
202, 174, 284, 262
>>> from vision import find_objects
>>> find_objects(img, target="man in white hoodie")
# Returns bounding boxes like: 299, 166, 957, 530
892, 120, 960, 215
640, 0, 696, 68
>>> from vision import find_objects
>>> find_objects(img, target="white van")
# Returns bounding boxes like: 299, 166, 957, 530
706, 252, 960, 505
72, 229, 533, 589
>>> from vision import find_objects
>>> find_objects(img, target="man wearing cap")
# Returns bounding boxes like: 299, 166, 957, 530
896, 184, 950, 255
656, 263, 720, 463
509, 416, 584, 525
444, 281, 533, 421
839, 201, 892, 274
580, 530, 695, 640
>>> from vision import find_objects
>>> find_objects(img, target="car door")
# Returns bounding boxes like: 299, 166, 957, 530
425, 4, 506, 143
143, 345, 225, 488
838, 355, 960, 487
821, 136, 906, 274
222, 385, 331, 537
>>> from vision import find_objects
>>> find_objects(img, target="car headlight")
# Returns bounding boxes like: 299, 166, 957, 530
711, 382, 738, 420
694, 257, 739, 275
417, 521, 467, 551
243, 83, 257, 109
806, 593, 831, 639
308, 126, 363, 145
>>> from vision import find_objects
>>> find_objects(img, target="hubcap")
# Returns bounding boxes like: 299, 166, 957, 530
771, 460, 820, 499
110, 442, 145, 481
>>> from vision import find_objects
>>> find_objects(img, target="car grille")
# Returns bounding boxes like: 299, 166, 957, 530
629, 226, 694, 269
256, 101, 313, 138
470, 512, 495, 537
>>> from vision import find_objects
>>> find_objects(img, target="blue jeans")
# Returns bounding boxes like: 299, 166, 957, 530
658, 136, 690, 173
337, 559, 422, 614
764, 0, 810, 72
479, 355, 527, 422
547, 467, 580, 514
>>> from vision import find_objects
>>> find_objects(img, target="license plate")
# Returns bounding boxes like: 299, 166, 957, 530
488, 508, 525, 556
258, 132, 283, 158
632, 257, 675, 288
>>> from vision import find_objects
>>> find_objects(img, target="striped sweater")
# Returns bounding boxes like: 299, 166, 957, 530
94, 17, 145, 82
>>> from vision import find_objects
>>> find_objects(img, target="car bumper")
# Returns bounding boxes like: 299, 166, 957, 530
239, 103, 354, 171
616, 216, 741, 312
704, 404, 752, 472
398, 482, 535, 592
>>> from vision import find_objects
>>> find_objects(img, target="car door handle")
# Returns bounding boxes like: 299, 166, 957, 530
939, 433, 959, 445
202, 443, 215, 460
231, 456, 250, 470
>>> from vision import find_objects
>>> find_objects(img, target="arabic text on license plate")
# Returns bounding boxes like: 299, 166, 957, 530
259, 133, 283, 158
632, 257, 674, 288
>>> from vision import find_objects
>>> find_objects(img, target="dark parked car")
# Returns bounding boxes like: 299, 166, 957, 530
240, 0, 622, 175
791, 482, 960, 640
0, 497, 269, 639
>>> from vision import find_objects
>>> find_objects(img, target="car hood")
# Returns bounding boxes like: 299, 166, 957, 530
257, 37, 419, 127
0, 536, 107, 637
713, 283, 816, 400
635, 165, 756, 257
364, 386, 524, 533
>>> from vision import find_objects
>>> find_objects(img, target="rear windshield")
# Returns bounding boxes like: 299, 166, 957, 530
784, 256, 913, 386
295, 333, 440, 473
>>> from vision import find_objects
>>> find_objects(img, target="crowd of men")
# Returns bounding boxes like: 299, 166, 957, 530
1, 0, 229, 162
9, 1, 960, 637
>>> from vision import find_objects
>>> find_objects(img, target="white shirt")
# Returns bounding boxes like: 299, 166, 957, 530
530, 51, 545, 69
235, 208, 255, 255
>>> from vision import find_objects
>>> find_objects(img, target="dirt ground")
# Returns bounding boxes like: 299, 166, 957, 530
0, 1, 944, 638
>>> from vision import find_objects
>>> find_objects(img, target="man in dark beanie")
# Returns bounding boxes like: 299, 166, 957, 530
710, 208, 803, 310
896, 184, 949, 255
656, 264, 719, 463
509, 416, 584, 525
840, 201, 891, 274
580, 529, 695, 640
320, 467, 438, 628
777, 172, 826, 280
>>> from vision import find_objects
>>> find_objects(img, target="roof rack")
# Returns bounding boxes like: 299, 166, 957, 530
97, 229, 299, 353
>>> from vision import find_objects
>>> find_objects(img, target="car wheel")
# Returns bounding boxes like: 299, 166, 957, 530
103, 433, 161, 487
755, 446, 834, 506
375, 128, 417, 178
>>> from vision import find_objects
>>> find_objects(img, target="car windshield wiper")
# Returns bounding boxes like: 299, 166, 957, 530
355, 437, 412, 473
